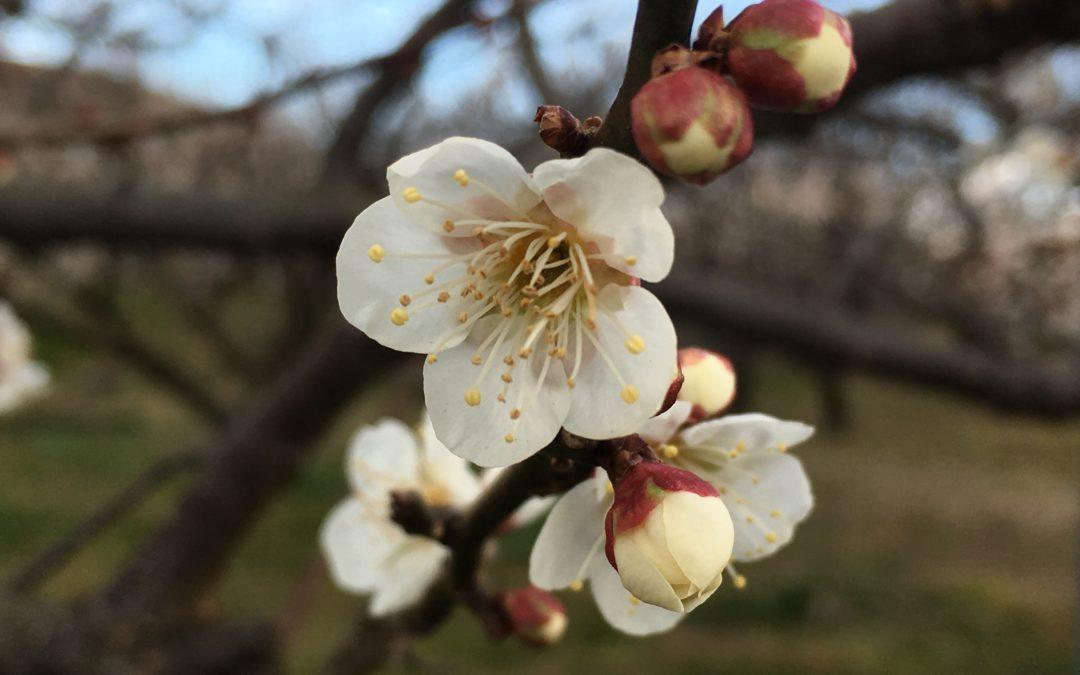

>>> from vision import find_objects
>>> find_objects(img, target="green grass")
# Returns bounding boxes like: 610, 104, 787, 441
1, 336, 1076, 673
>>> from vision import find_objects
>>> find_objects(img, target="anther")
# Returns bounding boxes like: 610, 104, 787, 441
629, 596, 641, 606
620, 385, 639, 404
569, 580, 584, 592
625, 255, 637, 266
765, 532, 778, 543
442, 220, 455, 233
510, 408, 521, 419
661, 444, 679, 458
503, 355, 514, 366
497, 393, 506, 403
437, 291, 450, 303
566, 377, 575, 388
770, 510, 782, 518
458, 311, 468, 324
399, 294, 411, 307
734, 575, 747, 590
402, 187, 421, 203
424, 273, 435, 285
453, 169, 469, 186
471, 355, 482, 365
427, 355, 438, 364
501, 373, 513, 383
624, 334, 646, 354
504, 433, 514, 443
367, 244, 385, 263
390, 308, 409, 326
464, 388, 482, 406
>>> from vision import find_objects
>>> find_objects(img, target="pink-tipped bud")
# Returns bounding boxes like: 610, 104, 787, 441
501, 586, 567, 647
631, 66, 754, 185
677, 348, 736, 421
725, 0, 856, 113
604, 461, 734, 612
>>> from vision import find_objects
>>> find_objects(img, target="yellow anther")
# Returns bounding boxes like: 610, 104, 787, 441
765, 532, 778, 543
620, 385, 639, 404
442, 220, 455, 233
390, 308, 409, 326
453, 168, 469, 186
367, 244, 385, 263
778, 443, 789, 453
629, 596, 641, 606
624, 334, 646, 354
661, 444, 679, 459
510, 408, 521, 420
625, 255, 638, 266
437, 291, 450, 303
403, 186, 421, 203
424, 273, 435, 285
503, 355, 514, 366
501, 373, 513, 383
729, 449, 740, 458
569, 580, 584, 592
546, 235, 563, 248
745, 516, 754, 523
497, 393, 507, 403
736, 441, 747, 452
471, 355, 482, 365
504, 433, 514, 443
566, 377, 575, 389
427, 354, 438, 364
552, 347, 567, 358
733, 575, 747, 590
519, 347, 533, 358
464, 388, 482, 406
399, 294, 411, 306
770, 509, 782, 518
458, 311, 468, 324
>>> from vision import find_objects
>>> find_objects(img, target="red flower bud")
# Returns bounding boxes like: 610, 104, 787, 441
501, 586, 567, 647
677, 347, 736, 420
631, 66, 753, 185
725, 0, 856, 113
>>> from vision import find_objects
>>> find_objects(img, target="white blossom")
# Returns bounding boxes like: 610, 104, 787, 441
337, 137, 677, 466
0, 301, 49, 414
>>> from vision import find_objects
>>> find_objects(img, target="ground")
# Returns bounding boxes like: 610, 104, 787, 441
1, 320, 1076, 674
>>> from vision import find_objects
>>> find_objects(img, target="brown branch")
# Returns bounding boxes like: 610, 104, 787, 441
591, 0, 699, 155
6, 450, 202, 594
511, 0, 560, 104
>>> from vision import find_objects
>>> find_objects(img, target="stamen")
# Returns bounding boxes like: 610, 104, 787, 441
624, 334, 645, 354
464, 388, 482, 406
726, 564, 747, 589
620, 385, 639, 403
661, 444, 679, 458
504, 433, 514, 443
403, 187, 421, 203
569, 580, 584, 592
368, 245, 385, 263
453, 169, 469, 186
390, 308, 409, 326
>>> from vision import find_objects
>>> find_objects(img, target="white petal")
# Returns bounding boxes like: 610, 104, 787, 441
637, 400, 693, 446
346, 418, 420, 507
0, 362, 49, 414
416, 413, 481, 506
562, 285, 678, 440
680, 413, 815, 454
532, 148, 673, 282
588, 555, 683, 635
529, 476, 611, 590
424, 316, 570, 466
662, 492, 733, 590
388, 137, 541, 234
720, 452, 814, 562
613, 527, 684, 612
319, 498, 402, 593
368, 537, 448, 616
337, 196, 478, 353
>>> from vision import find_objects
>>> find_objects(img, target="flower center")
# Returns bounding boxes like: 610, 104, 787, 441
369, 170, 651, 443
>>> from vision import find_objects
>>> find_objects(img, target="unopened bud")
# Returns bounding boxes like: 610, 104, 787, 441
631, 66, 753, 184
535, 105, 588, 156
725, 0, 856, 113
501, 586, 568, 647
604, 461, 734, 612
677, 348, 736, 420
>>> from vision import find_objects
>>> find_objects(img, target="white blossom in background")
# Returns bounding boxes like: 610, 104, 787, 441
0, 301, 49, 414
529, 404, 814, 635
320, 414, 548, 616
337, 137, 678, 466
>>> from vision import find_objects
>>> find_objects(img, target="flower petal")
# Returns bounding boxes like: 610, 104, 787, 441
680, 413, 814, 453
529, 476, 611, 590
424, 316, 570, 466
587, 555, 683, 635
319, 498, 402, 593
637, 400, 694, 446
368, 537, 448, 616
613, 527, 685, 612
417, 413, 481, 506
337, 196, 477, 354
531, 148, 673, 282
388, 137, 541, 234
662, 491, 733, 590
562, 285, 678, 440
721, 452, 814, 562
346, 418, 420, 507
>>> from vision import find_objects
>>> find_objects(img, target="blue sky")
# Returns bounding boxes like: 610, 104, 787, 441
0, 0, 883, 121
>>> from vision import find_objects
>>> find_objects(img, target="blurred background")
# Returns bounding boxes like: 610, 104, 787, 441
0, 0, 1077, 672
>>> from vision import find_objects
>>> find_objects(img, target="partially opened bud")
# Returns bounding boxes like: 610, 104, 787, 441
604, 461, 734, 612
725, 0, 855, 113
501, 586, 567, 647
631, 66, 753, 184
677, 348, 736, 420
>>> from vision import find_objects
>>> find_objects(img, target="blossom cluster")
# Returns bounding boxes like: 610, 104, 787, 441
324, 0, 847, 644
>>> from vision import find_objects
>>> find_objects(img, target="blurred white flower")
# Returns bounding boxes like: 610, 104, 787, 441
320, 413, 548, 616
528, 404, 814, 635
337, 137, 677, 466
0, 301, 49, 414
